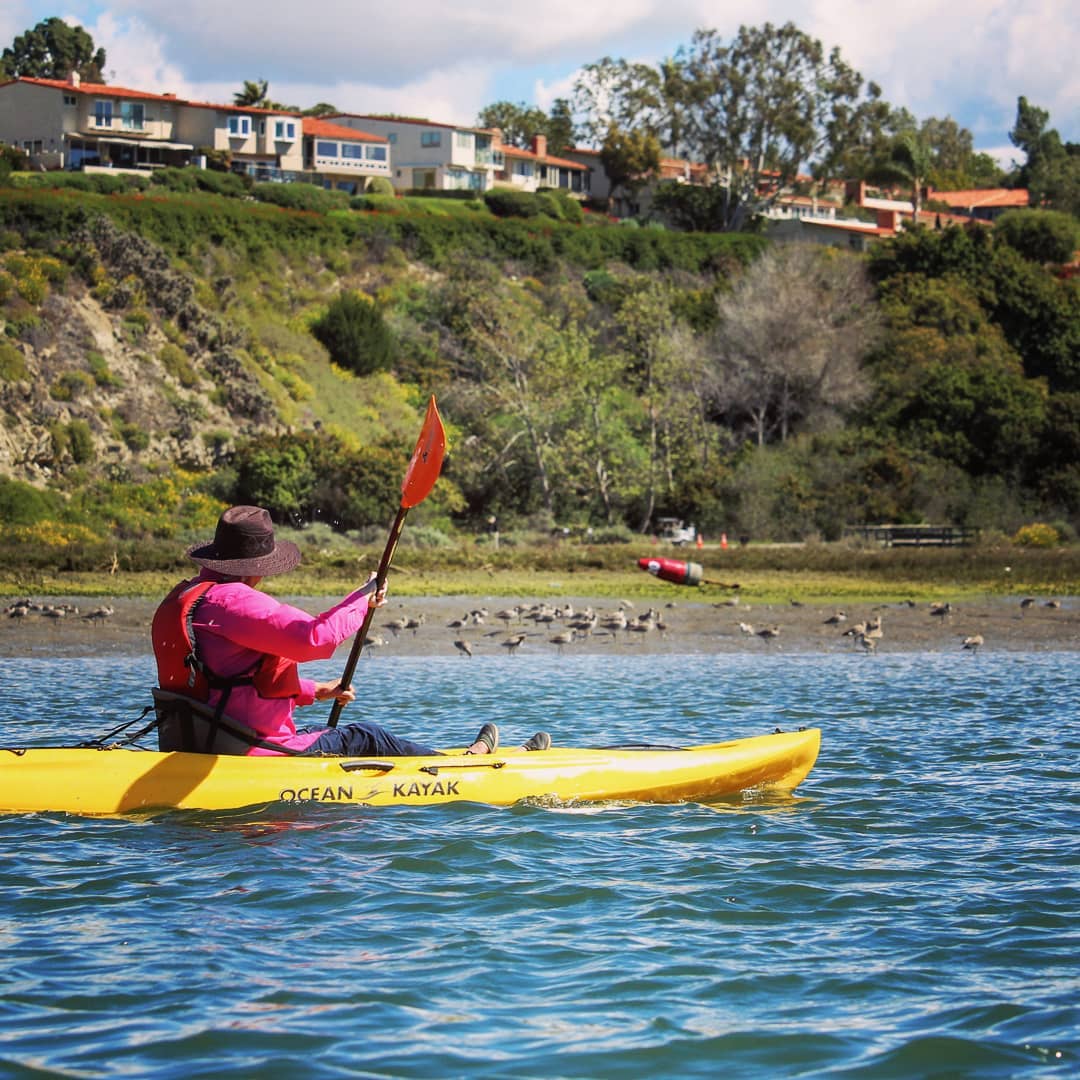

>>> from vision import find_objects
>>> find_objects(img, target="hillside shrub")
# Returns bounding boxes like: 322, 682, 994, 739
50, 370, 94, 401
252, 182, 350, 213
1013, 522, 1060, 547
87, 350, 122, 387
159, 342, 200, 387
0, 340, 27, 381
995, 209, 1080, 265
366, 177, 395, 196
310, 291, 395, 375
0, 478, 60, 524
68, 419, 96, 464
484, 190, 546, 219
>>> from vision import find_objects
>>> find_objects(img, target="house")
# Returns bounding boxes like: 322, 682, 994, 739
921, 186, 1030, 221
494, 135, 589, 196
326, 114, 503, 192
300, 117, 391, 194
175, 98, 305, 180
0, 72, 196, 171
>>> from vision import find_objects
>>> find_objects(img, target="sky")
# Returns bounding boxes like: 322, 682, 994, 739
4, 1, 1078, 167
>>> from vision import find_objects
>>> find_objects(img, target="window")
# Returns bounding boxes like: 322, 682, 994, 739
455, 131, 472, 149
228, 115, 251, 137
63, 94, 77, 106
341, 143, 364, 159
316, 141, 338, 158
119, 102, 144, 130
93, 100, 113, 127
365, 144, 387, 161
512, 158, 532, 177
420, 131, 442, 147
274, 120, 296, 140
387, 132, 397, 144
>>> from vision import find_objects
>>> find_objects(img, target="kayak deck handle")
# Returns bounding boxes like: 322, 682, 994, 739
421, 761, 506, 775
339, 759, 396, 773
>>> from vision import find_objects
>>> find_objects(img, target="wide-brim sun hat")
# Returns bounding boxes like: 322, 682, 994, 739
186, 505, 301, 577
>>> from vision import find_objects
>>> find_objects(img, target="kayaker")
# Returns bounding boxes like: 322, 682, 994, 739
153, 505, 538, 757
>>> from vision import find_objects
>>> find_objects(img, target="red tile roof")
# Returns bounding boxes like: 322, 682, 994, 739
926, 188, 1030, 209
5, 75, 302, 116
498, 144, 587, 170
302, 117, 387, 143
4, 75, 183, 103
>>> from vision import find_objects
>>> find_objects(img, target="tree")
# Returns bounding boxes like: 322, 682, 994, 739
234, 79, 270, 107
303, 102, 339, 117
680, 22, 880, 231
869, 131, 935, 223
232, 79, 297, 112
546, 98, 576, 156
1, 17, 105, 82
995, 209, 1080, 265
599, 126, 661, 213
1010, 96, 1080, 216
310, 292, 396, 376
476, 100, 548, 148
572, 57, 665, 147
710, 247, 878, 445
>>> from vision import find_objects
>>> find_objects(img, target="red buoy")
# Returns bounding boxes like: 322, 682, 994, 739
637, 556, 739, 589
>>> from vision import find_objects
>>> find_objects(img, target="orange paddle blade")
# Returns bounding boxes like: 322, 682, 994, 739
400, 396, 446, 508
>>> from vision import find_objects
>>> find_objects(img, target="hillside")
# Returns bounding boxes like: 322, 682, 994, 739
0, 174, 1077, 565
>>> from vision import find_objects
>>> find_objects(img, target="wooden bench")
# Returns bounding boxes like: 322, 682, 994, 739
845, 525, 978, 548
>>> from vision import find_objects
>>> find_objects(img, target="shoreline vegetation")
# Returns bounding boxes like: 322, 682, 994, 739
2, 541, 1077, 605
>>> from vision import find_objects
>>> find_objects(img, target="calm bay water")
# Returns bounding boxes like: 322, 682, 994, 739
1, 650, 1077, 1078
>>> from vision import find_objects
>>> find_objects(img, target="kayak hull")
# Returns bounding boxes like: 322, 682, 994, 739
0, 728, 820, 816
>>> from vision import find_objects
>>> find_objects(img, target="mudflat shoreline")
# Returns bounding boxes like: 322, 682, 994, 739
2, 593, 1077, 659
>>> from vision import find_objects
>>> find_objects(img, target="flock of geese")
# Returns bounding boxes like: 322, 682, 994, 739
371, 593, 1069, 658
2, 593, 1067, 657
378, 600, 671, 658
4, 599, 115, 622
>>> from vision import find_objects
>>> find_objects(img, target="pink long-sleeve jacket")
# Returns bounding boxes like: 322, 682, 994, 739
188, 571, 373, 754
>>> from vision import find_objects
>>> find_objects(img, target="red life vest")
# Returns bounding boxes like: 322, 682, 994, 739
151, 578, 302, 702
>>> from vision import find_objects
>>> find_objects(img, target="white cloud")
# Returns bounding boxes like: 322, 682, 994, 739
17, 1, 1075, 147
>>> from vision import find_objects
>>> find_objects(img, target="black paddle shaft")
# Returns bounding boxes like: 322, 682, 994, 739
327, 504, 409, 727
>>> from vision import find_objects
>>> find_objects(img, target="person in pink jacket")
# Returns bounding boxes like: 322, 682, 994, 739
154, 505, 514, 757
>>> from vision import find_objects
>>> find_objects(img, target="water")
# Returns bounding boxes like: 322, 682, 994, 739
1, 651, 1077, 1078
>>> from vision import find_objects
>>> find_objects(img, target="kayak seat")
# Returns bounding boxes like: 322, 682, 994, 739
152, 688, 298, 756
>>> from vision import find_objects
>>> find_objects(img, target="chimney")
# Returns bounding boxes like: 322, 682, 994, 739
845, 178, 865, 206
533, 133, 547, 159
68, 71, 81, 89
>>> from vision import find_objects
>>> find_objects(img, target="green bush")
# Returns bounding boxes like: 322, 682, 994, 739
50, 370, 94, 401
0, 478, 59, 524
484, 189, 546, 219
310, 291, 395, 375
995, 209, 1080, 265
159, 342, 200, 387
1013, 522, 1061, 547
252, 182, 350, 213
366, 177, 395, 196
68, 419, 96, 464
87, 350, 122, 387
0, 340, 27, 381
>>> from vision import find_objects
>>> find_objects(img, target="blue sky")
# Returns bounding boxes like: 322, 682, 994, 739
5, 1, 1078, 166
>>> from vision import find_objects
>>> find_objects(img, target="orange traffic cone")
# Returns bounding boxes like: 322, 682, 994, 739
721, 533, 728, 550
696, 534, 704, 549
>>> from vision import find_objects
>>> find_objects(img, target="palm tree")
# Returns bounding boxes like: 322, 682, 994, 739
870, 131, 935, 225
233, 79, 269, 108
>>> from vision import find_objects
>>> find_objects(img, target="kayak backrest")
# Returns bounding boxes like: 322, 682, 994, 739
151, 688, 295, 755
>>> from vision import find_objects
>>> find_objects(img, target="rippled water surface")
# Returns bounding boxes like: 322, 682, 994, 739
1, 651, 1077, 1078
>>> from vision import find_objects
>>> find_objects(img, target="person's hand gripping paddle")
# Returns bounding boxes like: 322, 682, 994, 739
328, 396, 446, 727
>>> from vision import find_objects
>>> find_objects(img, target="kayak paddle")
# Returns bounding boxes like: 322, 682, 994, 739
328, 395, 447, 726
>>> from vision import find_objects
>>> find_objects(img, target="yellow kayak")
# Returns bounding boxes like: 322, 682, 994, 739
0, 728, 821, 816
